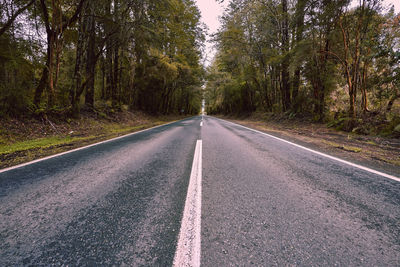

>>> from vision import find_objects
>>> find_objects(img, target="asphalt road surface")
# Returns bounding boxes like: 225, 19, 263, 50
1, 116, 399, 266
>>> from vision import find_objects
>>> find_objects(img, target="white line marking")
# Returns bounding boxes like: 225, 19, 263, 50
0, 119, 186, 174
210, 116, 400, 183
174, 140, 202, 267
200, 121, 203, 127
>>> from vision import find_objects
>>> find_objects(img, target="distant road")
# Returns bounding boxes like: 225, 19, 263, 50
1, 116, 399, 266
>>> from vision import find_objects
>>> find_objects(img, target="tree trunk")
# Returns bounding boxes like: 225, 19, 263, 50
361, 63, 368, 113
84, 2, 96, 109
339, 17, 356, 119
37, 0, 86, 110
349, 86, 355, 118
111, 0, 120, 108
361, 47, 371, 114
104, 0, 113, 102
33, 63, 48, 108
291, 0, 306, 106
52, 0, 63, 105
101, 55, 106, 100
281, 0, 291, 112
34, 27, 55, 108
71, 10, 85, 116
47, 33, 55, 108
112, 43, 119, 108
105, 46, 113, 101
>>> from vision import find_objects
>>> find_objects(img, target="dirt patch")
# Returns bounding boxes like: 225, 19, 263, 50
219, 115, 400, 177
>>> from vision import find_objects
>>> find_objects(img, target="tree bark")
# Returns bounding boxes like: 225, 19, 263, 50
281, 0, 291, 112
70, 9, 85, 116
361, 61, 369, 113
339, 17, 356, 118
291, 0, 306, 107
112, 43, 119, 108
33, 63, 48, 108
111, 0, 120, 108
35, 0, 86, 109
84, 2, 96, 109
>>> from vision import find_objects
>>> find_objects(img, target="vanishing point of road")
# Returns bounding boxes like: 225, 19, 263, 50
1, 116, 399, 266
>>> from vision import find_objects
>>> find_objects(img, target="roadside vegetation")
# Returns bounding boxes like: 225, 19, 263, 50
0, 110, 186, 168
205, 0, 400, 137
1, 0, 399, 169
0, 0, 204, 166
0, 0, 205, 118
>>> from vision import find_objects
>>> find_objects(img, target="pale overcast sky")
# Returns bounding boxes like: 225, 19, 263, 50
196, 0, 228, 66
195, 0, 400, 66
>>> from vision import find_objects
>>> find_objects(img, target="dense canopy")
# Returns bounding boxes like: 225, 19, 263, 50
205, 0, 400, 133
1, 0, 400, 135
0, 0, 206, 116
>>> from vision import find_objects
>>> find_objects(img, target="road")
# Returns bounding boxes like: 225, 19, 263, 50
1, 116, 399, 266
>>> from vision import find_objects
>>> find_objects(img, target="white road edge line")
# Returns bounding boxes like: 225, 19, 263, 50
0, 119, 185, 174
211, 116, 400, 183
200, 121, 203, 127
174, 140, 202, 267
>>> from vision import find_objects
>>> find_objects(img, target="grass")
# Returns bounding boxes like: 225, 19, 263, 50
366, 140, 377, 145
387, 159, 400, 166
342, 145, 362, 153
0, 112, 186, 169
0, 136, 93, 155
322, 140, 342, 148
0, 119, 177, 167
0, 136, 6, 145
0, 121, 166, 156
103, 122, 158, 135
322, 140, 362, 153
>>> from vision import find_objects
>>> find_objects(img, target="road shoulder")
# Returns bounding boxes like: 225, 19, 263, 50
0, 112, 189, 169
215, 116, 400, 177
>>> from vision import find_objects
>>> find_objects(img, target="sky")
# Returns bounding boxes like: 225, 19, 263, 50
196, 0, 229, 66
195, 0, 400, 66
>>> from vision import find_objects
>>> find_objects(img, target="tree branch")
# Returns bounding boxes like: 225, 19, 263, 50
62, 0, 87, 30
0, 0, 36, 37
39, 0, 51, 34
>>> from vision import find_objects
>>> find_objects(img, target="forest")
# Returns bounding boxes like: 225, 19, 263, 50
0, 0, 205, 117
1, 0, 400, 136
206, 0, 400, 134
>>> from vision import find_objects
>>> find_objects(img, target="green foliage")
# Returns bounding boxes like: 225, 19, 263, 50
1, 0, 399, 127
205, 0, 400, 132
0, 0, 205, 118
394, 124, 400, 137
0, 35, 36, 116
0, 136, 79, 155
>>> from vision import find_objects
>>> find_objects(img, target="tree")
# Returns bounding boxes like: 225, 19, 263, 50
206, 0, 400, 128
0, 0, 36, 37
337, 0, 381, 118
34, 0, 87, 109
1, 0, 205, 117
